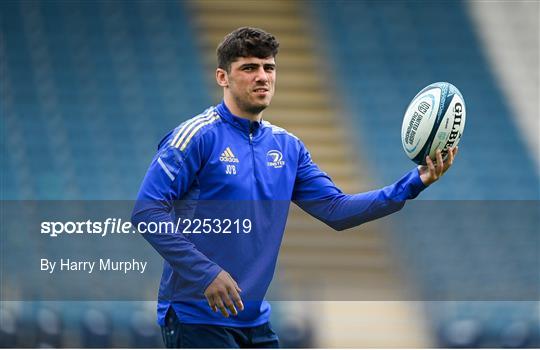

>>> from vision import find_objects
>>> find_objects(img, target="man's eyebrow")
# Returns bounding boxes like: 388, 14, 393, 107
239, 63, 260, 68
238, 63, 276, 68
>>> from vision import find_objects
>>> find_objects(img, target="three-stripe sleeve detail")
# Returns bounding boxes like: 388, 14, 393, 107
172, 112, 220, 150
170, 109, 213, 148
177, 113, 220, 151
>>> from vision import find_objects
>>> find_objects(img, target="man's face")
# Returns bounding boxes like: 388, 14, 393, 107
223, 56, 276, 116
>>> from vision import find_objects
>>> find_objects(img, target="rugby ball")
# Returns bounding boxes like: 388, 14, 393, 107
401, 82, 466, 165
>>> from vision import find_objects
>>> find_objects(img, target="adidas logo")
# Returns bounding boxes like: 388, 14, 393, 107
219, 147, 239, 163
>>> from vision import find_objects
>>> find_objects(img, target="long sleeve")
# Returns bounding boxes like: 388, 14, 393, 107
292, 140, 426, 231
131, 130, 222, 298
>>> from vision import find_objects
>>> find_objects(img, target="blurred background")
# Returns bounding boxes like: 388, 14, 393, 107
1, 0, 539, 347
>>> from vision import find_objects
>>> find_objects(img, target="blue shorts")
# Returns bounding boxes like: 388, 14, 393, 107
161, 308, 280, 348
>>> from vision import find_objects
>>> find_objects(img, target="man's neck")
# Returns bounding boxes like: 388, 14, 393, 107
223, 96, 262, 122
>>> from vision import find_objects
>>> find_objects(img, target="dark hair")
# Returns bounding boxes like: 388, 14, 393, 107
217, 27, 279, 72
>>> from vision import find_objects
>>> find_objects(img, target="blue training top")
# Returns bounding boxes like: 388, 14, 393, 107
132, 101, 426, 327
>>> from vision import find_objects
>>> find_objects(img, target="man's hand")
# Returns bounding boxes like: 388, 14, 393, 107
204, 270, 244, 318
419, 146, 459, 186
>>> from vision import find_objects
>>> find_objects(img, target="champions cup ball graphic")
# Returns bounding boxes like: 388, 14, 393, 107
401, 82, 466, 165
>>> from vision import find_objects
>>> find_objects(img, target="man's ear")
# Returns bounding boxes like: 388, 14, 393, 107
216, 68, 228, 88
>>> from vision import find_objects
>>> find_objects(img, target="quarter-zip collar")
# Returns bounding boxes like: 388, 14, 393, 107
216, 101, 263, 136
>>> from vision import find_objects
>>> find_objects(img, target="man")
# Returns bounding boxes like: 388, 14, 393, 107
132, 27, 457, 348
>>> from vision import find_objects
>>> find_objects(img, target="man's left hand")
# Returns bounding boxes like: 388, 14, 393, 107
419, 146, 459, 186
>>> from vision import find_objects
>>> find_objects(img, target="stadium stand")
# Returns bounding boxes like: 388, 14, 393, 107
312, 0, 540, 347
468, 1, 540, 169
1, 0, 203, 346
1, 0, 210, 200
312, 0, 539, 200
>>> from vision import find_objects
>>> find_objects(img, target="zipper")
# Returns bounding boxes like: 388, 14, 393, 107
249, 127, 256, 189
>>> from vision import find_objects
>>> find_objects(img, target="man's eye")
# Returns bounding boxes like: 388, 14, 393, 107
244, 67, 254, 71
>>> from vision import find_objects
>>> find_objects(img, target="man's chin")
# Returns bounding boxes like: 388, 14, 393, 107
246, 106, 267, 116
246, 101, 271, 115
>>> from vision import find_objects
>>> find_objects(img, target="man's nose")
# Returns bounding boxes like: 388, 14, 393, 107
255, 67, 269, 83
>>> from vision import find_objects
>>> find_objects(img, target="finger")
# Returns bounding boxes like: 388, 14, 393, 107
220, 291, 238, 316
442, 148, 452, 173
206, 294, 218, 313
214, 296, 229, 318
436, 150, 444, 176
228, 285, 244, 311
426, 156, 436, 178
232, 278, 242, 293
448, 147, 455, 167
441, 148, 452, 174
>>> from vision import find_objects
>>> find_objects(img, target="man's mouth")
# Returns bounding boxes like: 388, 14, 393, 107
253, 88, 269, 93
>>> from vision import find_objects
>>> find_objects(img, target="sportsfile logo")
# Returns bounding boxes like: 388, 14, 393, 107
267, 150, 285, 168
219, 147, 239, 163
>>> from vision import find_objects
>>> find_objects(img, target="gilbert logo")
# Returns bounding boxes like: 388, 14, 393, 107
441, 102, 464, 158
266, 150, 285, 168
219, 147, 239, 163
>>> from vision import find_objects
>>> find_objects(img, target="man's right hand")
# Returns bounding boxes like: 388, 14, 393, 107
204, 270, 244, 317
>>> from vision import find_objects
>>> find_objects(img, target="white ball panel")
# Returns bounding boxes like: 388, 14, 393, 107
401, 87, 442, 159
